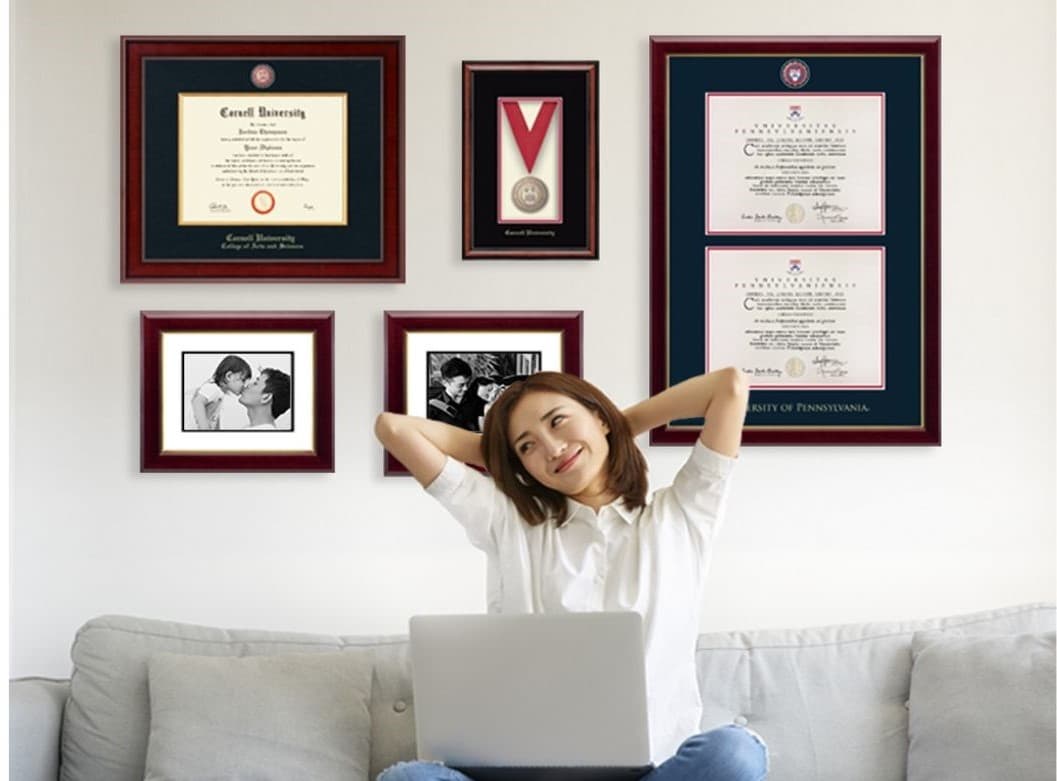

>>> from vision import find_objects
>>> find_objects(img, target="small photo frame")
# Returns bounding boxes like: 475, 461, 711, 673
463, 61, 598, 259
141, 311, 334, 471
383, 311, 584, 475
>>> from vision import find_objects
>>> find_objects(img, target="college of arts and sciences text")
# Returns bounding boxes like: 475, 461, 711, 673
706, 93, 885, 235
177, 93, 348, 227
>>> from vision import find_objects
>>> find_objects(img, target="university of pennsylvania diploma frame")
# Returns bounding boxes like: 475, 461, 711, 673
650, 37, 940, 444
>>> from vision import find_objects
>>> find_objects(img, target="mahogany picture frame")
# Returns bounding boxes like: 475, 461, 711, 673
650, 37, 941, 445
383, 311, 584, 475
462, 61, 598, 259
122, 36, 404, 282
141, 311, 334, 471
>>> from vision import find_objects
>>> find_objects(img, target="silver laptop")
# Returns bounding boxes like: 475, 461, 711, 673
409, 612, 653, 781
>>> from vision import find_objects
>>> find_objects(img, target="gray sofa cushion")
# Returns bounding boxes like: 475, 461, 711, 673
144, 651, 372, 781
906, 631, 1056, 781
57, 605, 1055, 781
693, 603, 1056, 781
60, 615, 413, 781
9, 678, 69, 781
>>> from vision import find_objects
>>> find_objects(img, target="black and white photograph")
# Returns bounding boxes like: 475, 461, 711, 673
383, 311, 583, 475
181, 352, 294, 432
425, 351, 542, 432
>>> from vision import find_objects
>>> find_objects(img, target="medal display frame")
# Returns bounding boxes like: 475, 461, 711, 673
650, 37, 941, 445
122, 36, 404, 282
462, 61, 599, 259
382, 311, 584, 475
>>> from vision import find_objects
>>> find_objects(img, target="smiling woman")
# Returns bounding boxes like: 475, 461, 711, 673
373, 367, 763, 777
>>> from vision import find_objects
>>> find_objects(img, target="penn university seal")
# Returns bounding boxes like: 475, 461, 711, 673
780, 59, 810, 89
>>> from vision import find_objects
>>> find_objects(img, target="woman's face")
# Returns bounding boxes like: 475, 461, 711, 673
507, 390, 611, 500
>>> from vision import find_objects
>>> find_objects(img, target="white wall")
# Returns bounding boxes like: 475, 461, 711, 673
11, 0, 1055, 677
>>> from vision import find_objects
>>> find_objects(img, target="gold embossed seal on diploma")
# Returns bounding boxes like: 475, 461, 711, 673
498, 97, 563, 223
177, 92, 348, 226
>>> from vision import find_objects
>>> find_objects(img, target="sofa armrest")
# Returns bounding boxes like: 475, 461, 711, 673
10, 677, 69, 781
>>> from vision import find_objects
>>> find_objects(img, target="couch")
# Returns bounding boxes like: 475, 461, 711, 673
9, 603, 1055, 781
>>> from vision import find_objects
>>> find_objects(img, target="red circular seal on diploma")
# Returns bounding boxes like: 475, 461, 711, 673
251, 190, 276, 215
251, 64, 276, 89
780, 59, 810, 89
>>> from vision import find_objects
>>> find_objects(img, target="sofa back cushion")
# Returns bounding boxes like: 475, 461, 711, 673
144, 651, 374, 781
60, 615, 414, 781
59, 605, 1055, 781
693, 603, 1055, 781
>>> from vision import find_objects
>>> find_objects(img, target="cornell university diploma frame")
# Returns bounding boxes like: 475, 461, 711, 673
121, 36, 404, 281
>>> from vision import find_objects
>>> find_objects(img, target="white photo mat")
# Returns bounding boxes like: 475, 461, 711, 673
161, 331, 316, 453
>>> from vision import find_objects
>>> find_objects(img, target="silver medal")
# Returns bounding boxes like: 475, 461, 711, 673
511, 176, 549, 213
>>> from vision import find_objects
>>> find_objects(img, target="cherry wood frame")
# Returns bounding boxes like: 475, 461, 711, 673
650, 37, 941, 445
141, 311, 334, 471
383, 311, 583, 475
462, 61, 599, 259
122, 36, 404, 282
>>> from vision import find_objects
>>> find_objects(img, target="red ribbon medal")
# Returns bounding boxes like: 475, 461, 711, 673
502, 100, 559, 173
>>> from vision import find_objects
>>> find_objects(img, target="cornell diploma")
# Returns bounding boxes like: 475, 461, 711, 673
178, 93, 347, 225
705, 93, 884, 234
705, 248, 885, 389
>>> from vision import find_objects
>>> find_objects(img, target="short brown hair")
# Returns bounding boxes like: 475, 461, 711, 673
481, 372, 648, 526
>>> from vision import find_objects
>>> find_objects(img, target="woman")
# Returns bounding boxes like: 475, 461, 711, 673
374, 368, 767, 781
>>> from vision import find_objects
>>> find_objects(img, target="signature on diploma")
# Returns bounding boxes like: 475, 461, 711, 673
812, 201, 849, 224
813, 356, 848, 378
208, 201, 231, 214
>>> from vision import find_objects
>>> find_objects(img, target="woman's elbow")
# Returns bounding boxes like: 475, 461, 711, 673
374, 412, 402, 445
717, 366, 750, 401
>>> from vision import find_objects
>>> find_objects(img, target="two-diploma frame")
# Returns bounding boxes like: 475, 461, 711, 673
650, 37, 940, 445
122, 36, 404, 282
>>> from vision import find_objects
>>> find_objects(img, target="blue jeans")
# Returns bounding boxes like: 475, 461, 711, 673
377, 725, 769, 781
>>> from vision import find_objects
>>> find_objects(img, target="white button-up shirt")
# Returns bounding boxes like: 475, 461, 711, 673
425, 441, 736, 763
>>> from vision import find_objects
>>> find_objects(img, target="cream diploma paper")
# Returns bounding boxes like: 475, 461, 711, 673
706, 93, 884, 234
178, 93, 347, 225
705, 248, 885, 389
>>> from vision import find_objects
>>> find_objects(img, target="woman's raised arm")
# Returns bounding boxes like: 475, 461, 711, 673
621, 367, 749, 457
374, 413, 485, 487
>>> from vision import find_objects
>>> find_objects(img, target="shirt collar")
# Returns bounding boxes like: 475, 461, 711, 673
564, 496, 638, 526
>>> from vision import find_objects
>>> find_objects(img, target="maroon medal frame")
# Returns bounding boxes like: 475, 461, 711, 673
463, 62, 598, 259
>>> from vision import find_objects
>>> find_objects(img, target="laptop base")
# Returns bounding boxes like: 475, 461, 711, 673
451, 765, 654, 781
